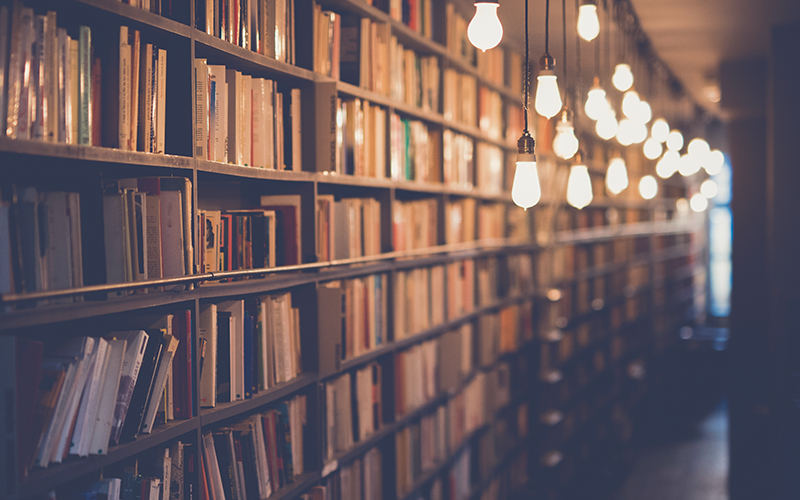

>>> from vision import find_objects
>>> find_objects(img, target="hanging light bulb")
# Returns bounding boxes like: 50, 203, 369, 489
639, 175, 658, 199
705, 149, 724, 175
467, 1, 504, 52
651, 119, 669, 143
666, 130, 684, 151
656, 150, 680, 178
553, 109, 580, 159
635, 100, 652, 123
631, 121, 648, 144
643, 137, 662, 159
585, 78, 609, 120
687, 138, 711, 162
512, 0, 542, 210
511, 153, 542, 209
621, 90, 640, 118
612, 63, 634, 91
567, 152, 593, 209
535, 64, 562, 118
577, 0, 600, 41
690, 193, 709, 212
616, 118, 636, 146
596, 110, 618, 140
700, 179, 718, 199
678, 153, 701, 176
605, 157, 628, 195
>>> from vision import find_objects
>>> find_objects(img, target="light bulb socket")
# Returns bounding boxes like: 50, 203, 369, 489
474, 0, 499, 4
591, 76, 601, 89
517, 132, 536, 159
559, 107, 573, 122
580, 0, 597, 5
573, 150, 585, 164
540, 53, 556, 71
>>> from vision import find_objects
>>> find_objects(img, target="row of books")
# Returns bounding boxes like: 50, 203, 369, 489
391, 39, 439, 112
475, 143, 505, 194
194, 59, 302, 170
386, 0, 434, 38
197, 0, 295, 64
393, 265, 446, 340
0, 319, 189, 483
394, 338, 438, 416
1, 9, 168, 152
442, 69, 476, 126
478, 87, 503, 141
319, 274, 389, 363
0, 187, 82, 297
76, 442, 192, 500
392, 198, 438, 252
324, 363, 384, 460
103, 177, 194, 286
389, 113, 442, 183
443, 129, 474, 188
198, 293, 301, 408
316, 196, 382, 262
201, 394, 306, 500
395, 408, 447, 497
477, 303, 534, 366
337, 98, 388, 178
314, 447, 381, 500
444, 3, 475, 65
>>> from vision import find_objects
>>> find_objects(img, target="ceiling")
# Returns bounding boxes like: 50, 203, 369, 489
481, 0, 800, 120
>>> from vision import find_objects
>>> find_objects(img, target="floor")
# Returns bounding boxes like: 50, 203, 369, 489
610, 402, 729, 500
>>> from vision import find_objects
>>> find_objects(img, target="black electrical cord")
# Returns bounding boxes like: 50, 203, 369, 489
523, 0, 530, 133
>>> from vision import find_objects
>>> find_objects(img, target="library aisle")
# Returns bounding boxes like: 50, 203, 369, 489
611, 401, 728, 500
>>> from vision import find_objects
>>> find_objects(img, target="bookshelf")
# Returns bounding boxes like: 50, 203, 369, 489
0, 1, 704, 500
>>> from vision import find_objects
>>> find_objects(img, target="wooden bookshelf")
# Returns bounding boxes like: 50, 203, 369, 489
0, 0, 704, 499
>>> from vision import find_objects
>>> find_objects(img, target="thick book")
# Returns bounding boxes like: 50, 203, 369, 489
199, 303, 218, 407
119, 328, 164, 441
141, 334, 180, 434
107, 329, 149, 445
88, 338, 126, 455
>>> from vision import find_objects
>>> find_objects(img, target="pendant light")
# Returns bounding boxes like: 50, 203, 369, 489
585, 79, 610, 120
553, 0, 579, 159
596, 110, 618, 140
567, 151, 593, 209
468, 1, 504, 52
639, 175, 658, 199
535, 0, 562, 118
511, 0, 542, 210
643, 137, 662, 159
613, 63, 634, 92
656, 150, 680, 178
687, 138, 710, 163
605, 156, 629, 195
666, 130, 684, 151
577, 0, 600, 41
705, 150, 724, 175
651, 118, 669, 143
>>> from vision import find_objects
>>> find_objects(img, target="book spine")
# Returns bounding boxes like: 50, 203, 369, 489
78, 26, 91, 145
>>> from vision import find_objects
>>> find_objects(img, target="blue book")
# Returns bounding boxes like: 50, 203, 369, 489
244, 314, 254, 399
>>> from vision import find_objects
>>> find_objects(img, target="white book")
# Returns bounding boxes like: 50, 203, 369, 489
199, 304, 218, 407
41, 191, 73, 293
155, 48, 167, 154
118, 26, 131, 150
207, 65, 227, 162
70, 338, 110, 457
218, 300, 245, 401
141, 335, 179, 433
202, 433, 226, 500
67, 37, 78, 144
88, 339, 126, 455
50, 336, 95, 465
251, 415, 272, 498
241, 74, 252, 166
251, 78, 266, 168
109, 330, 149, 445
194, 58, 208, 159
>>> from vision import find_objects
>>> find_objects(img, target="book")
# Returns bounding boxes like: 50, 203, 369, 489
141, 334, 180, 434
119, 329, 164, 441
259, 194, 302, 266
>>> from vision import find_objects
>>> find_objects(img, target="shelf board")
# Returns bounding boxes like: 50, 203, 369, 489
0, 138, 194, 170
193, 30, 317, 82
0, 288, 199, 330
76, 0, 193, 38
200, 373, 318, 427
20, 419, 198, 498
195, 160, 317, 182
269, 472, 320, 500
